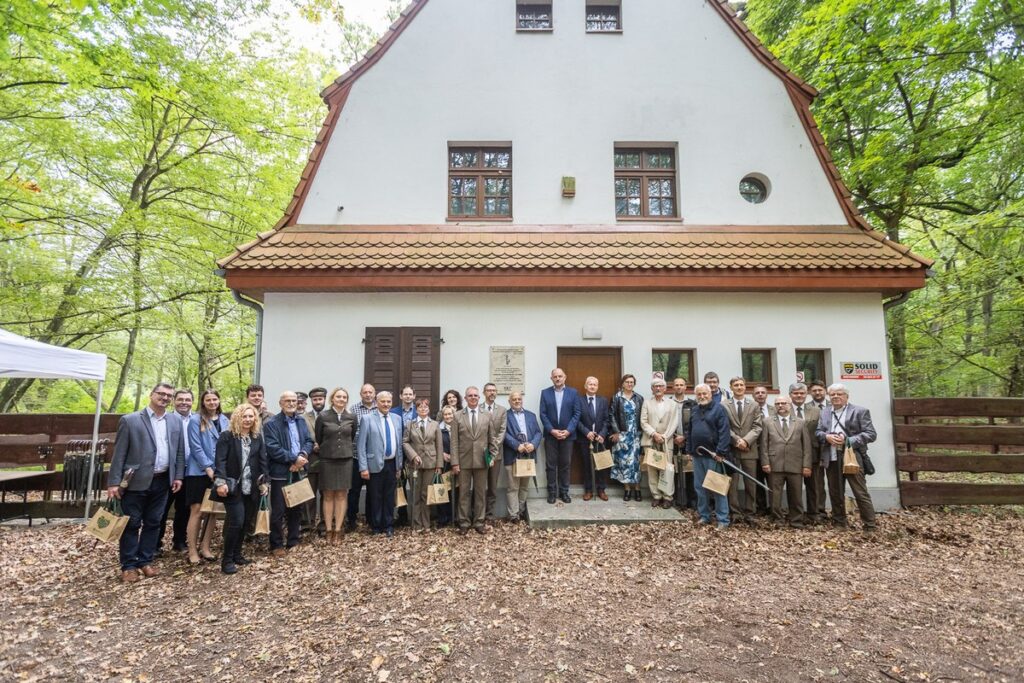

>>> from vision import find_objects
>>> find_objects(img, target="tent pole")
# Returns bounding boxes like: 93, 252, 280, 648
83, 380, 104, 521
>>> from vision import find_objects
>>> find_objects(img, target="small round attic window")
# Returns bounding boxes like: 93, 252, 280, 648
739, 175, 769, 204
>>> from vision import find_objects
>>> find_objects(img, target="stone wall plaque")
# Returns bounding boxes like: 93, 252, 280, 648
490, 346, 525, 395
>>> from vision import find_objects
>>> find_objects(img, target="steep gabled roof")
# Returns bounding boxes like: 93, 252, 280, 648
219, 0, 933, 285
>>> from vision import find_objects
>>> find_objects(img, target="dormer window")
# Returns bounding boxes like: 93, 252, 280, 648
586, 2, 621, 32
517, 3, 553, 31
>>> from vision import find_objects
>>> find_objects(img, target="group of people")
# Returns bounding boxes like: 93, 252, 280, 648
104, 369, 878, 582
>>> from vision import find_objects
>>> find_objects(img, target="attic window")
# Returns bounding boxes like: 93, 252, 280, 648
517, 3, 553, 31
586, 2, 621, 32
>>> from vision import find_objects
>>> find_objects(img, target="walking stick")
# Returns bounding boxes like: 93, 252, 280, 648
696, 446, 772, 494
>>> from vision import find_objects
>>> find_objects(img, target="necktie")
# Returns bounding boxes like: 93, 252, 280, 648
797, 405, 803, 418
736, 400, 743, 419
382, 415, 391, 456
589, 396, 594, 412
419, 420, 425, 434
471, 409, 477, 430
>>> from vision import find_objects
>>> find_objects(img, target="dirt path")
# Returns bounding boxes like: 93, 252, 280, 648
1, 509, 1022, 682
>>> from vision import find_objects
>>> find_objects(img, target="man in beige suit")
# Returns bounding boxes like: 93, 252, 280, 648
760, 395, 812, 527
722, 377, 763, 523
450, 386, 494, 535
790, 382, 824, 524
403, 398, 445, 531
481, 382, 508, 521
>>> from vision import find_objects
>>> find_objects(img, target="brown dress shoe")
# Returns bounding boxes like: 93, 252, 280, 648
661, 499, 673, 509
597, 491, 608, 501
140, 565, 160, 578
272, 548, 286, 558
121, 569, 140, 583
582, 491, 593, 501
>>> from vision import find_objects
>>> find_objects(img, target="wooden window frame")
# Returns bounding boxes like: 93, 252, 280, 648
614, 146, 680, 221
447, 145, 513, 221
516, 2, 553, 32
741, 348, 776, 390
586, 2, 622, 33
795, 348, 828, 386
652, 348, 696, 387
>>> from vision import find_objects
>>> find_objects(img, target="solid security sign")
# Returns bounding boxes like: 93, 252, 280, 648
840, 361, 883, 380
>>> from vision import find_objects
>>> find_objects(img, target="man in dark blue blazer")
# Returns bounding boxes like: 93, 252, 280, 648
503, 392, 542, 521
576, 376, 610, 501
263, 390, 314, 555
539, 368, 581, 504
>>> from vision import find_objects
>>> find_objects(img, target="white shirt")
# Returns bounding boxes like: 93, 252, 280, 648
553, 388, 564, 416
147, 407, 169, 473
828, 406, 848, 462
512, 410, 527, 437
178, 411, 191, 458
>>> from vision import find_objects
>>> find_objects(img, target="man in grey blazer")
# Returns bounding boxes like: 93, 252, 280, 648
450, 386, 494, 534
106, 382, 186, 582
816, 383, 877, 531
761, 395, 812, 527
481, 382, 508, 520
357, 391, 405, 537
722, 377, 763, 523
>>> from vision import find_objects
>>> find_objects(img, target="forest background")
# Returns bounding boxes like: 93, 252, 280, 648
0, 0, 1021, 414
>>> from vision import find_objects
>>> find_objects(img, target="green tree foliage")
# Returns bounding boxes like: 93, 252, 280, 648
746, 0, 1024, 396
0, 0, 333, 411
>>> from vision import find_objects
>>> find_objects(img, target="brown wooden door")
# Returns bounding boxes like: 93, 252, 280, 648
556, 347, 622, 485
364, 327, 441, 408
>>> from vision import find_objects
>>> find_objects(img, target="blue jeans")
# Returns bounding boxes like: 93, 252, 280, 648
692, 457, 730, 526
119, 472, 170, 570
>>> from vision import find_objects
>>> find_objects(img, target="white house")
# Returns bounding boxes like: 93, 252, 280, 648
218, 0, 931, 510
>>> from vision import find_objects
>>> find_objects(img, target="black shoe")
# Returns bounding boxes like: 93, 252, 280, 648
221, 563, 238, 575
624, 490, 631, 501
547, 493, 557, 504
233, 557, 252, 566
172, 542, 188, 552
386, 528, 394, 538
560, 493, 571, 504
634, 489, 642, 502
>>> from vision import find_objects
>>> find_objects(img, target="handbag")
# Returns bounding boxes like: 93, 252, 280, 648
643, 444, 668, 471
427, 473, 449, 505
200, 488, 226, 514
85, 498, 129, 543
254, 493, 271, 535
513, 456, 537, 478
396, 485, 408, 508
657, 462, 676, 496
862, 453, 875, 476
842, 441, 861, 475
282, 472, 315, 508
702, 461, 731, 496
592, 444, 613, 470
441, 470, 454, 491
208, 477, 237, 502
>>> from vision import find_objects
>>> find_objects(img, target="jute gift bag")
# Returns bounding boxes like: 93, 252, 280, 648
657, 461, 676, 497
441, 470, 454, 491
702, 465, 731, 496
592, 445, 613, 471
200, 487, 225, 514
643, 445, 668, 471
513, 456, 537, 477
282, 472, 315, 508
395, 485, 408, 508
254, 493, 271, 535
427, 474, 449, 505
86, 498, 129, 543
842, 442, 861, 475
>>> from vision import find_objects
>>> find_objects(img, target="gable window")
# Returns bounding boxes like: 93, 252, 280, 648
517, 3, 552, 31
741, 349, 776, 389
614, 147, 678, 219
448, 145, 512, 219
586, 2, 621, 32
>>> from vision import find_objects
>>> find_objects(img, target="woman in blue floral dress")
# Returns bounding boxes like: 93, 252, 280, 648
608, 374, 645, 502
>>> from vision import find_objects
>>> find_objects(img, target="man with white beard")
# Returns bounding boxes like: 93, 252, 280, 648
685, 384, 732, 528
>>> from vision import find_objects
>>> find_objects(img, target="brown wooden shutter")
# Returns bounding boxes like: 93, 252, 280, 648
364, 328, 400, 398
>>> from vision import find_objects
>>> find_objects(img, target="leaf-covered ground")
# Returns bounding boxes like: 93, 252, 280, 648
1, 509, 1022, 682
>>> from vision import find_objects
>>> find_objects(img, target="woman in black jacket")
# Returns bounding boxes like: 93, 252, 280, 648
214, 404, 269, 575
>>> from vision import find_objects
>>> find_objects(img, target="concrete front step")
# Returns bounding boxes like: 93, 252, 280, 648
526, 495, 686, 529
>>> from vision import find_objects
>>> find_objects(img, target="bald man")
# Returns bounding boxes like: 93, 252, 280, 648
539, 368, 581, 504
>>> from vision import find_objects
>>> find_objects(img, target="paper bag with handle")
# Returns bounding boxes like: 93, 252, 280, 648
86, 497, 129, 543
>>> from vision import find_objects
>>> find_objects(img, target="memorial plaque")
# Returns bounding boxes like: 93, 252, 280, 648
490, 346, 525, 394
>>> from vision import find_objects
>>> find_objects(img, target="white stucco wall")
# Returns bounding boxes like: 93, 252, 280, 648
298, 0, 848, 227
261, 291, 899, 510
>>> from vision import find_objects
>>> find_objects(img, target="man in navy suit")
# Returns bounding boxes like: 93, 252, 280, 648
263, 391, 314, 555
503, 391, 542, 521
539, 368, 581, 504
357, 391, 405, 537
576, 376, 610, 501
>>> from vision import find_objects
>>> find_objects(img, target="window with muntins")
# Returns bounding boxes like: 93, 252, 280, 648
652, 349, 696, 387
517, 3, 553, 30
614, 147, 678, 218
586, 3, 621, 32
448, 146, 512, 219
741, 349, 775, 389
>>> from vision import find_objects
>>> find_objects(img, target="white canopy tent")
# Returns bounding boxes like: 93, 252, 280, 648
0, 327, 107, 520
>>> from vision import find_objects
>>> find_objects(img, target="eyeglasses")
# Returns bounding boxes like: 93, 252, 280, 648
154, 392, 173, 399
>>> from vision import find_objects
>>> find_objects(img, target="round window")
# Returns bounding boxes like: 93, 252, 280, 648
739, 176, 769, 204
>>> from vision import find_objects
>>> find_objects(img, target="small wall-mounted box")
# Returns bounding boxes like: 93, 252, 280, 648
562, 176, 576, 198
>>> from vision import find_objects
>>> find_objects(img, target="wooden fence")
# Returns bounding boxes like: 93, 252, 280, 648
894, 398, 1024, 506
